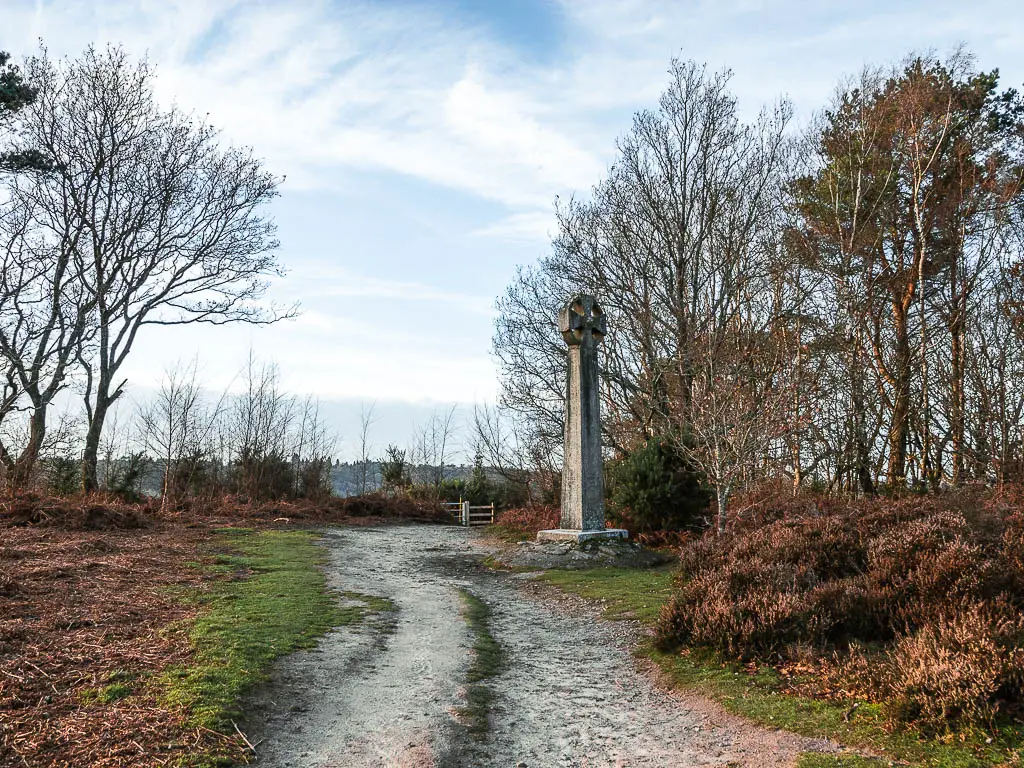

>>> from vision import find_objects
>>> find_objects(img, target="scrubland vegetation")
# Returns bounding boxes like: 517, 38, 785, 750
484, 46, 1024, 763
658, 488, 1024, 733
5, 29, 1024, 768
491, 484, 1024, 757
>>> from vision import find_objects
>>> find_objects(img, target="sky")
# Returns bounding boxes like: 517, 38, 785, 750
5, 0, 1024, 460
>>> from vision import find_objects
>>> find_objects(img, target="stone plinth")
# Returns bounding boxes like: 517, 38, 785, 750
536, 528, 629, 543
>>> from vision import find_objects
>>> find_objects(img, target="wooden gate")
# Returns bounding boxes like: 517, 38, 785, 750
442, 501, 495, 527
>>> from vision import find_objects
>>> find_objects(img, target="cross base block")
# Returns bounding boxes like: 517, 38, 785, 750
536, 528, 629, 543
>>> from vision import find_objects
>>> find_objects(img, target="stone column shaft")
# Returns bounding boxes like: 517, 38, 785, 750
561, 322, 604, 530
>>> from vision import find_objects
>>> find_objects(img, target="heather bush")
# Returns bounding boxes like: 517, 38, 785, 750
494, 504, 560, 536
876, 601, 1024, 729
654, 488, 1024, 729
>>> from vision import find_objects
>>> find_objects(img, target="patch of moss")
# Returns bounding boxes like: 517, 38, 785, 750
480, 554, 543, 574
797, 755, 890, 768
537, 565, 674, 623
483, 524, 531, 543
457, 589, 505, 736
81, 681, 133, 705
342, 590, 397, 615
80, 669, 139, 705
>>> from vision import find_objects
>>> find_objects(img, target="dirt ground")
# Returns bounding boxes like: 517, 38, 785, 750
245, 526, 840, 767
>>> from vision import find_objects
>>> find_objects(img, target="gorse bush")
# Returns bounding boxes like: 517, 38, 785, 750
233, 449, 294, 501
43, 456, 80, 496
465, 451, 491, 506
654, 488, 1024, 730
296, 456, 333, 500
608, 438, 710, 534
106, 452, 148, 500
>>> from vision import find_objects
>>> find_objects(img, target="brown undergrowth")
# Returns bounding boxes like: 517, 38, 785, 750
493, 502, 690, 549
493, 503, 560, 536
1, 491, 447, 530
655, 485, 1024, 734
0, 517, 221, 767
0, 491, 443, 767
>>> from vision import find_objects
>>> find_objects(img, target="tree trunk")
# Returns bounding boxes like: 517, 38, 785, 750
81, 380, 112, 493
10, 404, 48, 489
852, 363, 875, 495
948, 241, 967, 485
675, 265, 694, 421
950, 320, 965, 485
160, 453, 175, 514
716, 487, 728, 535
887, 304, 911, 488
791, 306, 803, 495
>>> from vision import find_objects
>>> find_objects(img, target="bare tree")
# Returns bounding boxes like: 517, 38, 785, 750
292, 396, 336, 498
0, 157, 93, 488
679, 326, 790, 533
356, 401, 378, 495
227, 354, 296, 500
411, 405, 459, 491
8, 46, 289, 492
97, 402, 148, 495
138, 360, 215, 511
493, 59, 792, 489
472, 403, 539, 502
0, 406, 80, 493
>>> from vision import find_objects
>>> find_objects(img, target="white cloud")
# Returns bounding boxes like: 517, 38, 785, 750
10, 0, 610, 212
444, 71, 604, 191
471, 211, 557, 242
8, 0, 1024, 428
11, 0, 1024, 211
289, 264, 495, 317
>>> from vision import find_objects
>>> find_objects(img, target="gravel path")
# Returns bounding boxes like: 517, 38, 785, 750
245, 525, 838, 767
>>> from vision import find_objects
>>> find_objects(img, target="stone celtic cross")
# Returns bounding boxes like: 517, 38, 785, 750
559, 294, 606, 346
539, 294, 627, 542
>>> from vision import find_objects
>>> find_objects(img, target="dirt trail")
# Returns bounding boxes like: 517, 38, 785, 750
245, 526, 838, 767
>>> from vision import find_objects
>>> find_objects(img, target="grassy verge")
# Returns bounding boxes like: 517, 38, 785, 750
535, 567, 1023, 768
538, 566, 675, 623
457, 589, 505, 736
162, 528, 392, 755
797, 756, 889, 768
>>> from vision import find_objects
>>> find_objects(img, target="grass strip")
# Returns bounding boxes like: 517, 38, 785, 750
457, 589, 505, 736
162, 528, 387, 737
797, 755, 890, 768
536, 567, 1023, 768
538, 565, 675, 623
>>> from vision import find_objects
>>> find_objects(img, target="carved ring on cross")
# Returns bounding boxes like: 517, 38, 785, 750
559, 294, 606, 346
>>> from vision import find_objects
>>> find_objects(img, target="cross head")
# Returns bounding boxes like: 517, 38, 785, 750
559, 294, 606, 346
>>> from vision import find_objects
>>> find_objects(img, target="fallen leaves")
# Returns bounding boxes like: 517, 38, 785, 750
0, 521, 237, 767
